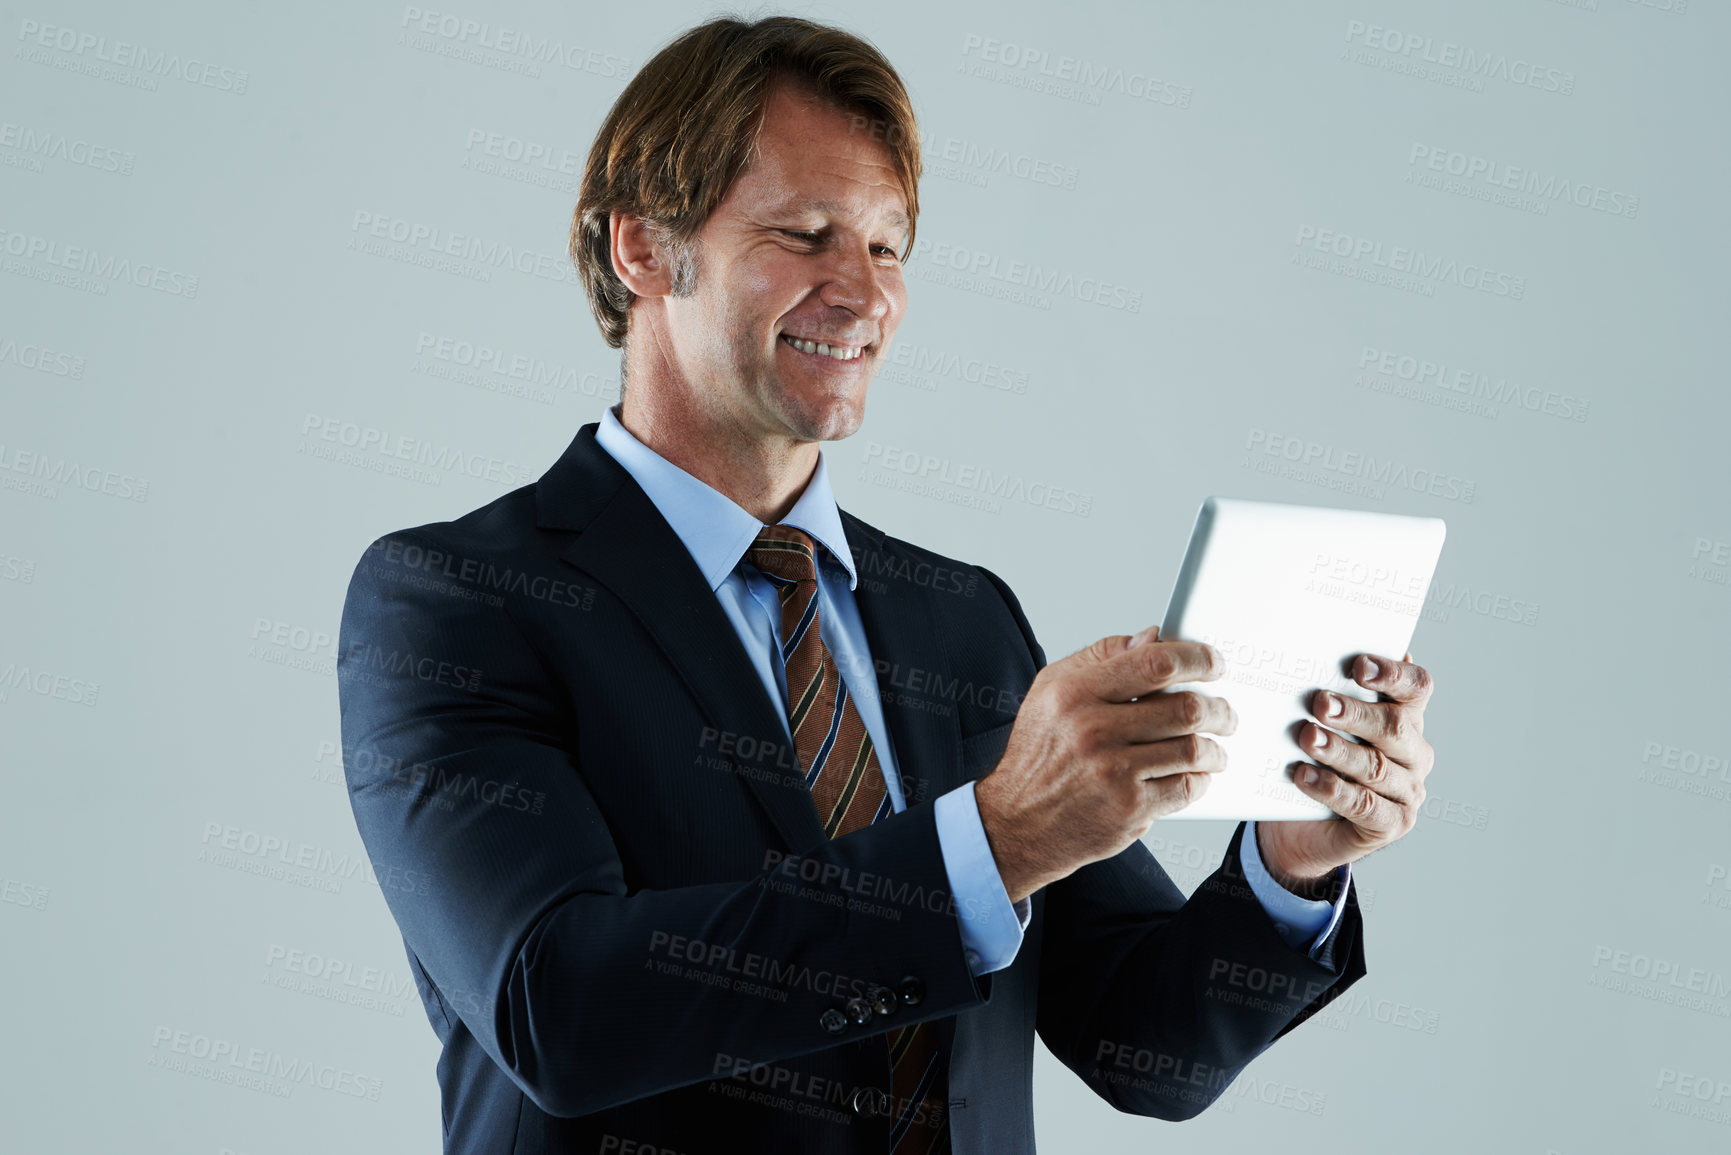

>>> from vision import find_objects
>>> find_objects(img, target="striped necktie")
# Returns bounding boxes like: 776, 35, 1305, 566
743, 524, 951, 1154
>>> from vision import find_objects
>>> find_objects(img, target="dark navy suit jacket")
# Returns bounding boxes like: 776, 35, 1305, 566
336, 421, 1366, 1154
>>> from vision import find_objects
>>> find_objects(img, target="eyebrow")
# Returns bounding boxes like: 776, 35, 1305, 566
777, 197, 909, 233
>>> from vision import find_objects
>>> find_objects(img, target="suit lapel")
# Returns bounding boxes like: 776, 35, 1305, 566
541, 424, 828, 853
840, 510, 965, 807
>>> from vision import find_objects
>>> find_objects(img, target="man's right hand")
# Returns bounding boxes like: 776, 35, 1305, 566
973, 624, 1236, 904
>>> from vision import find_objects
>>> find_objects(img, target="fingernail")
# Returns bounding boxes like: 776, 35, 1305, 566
1323, 693, 1343, 718
1300, 767, 1319, 785
1312, 727, 1329, 748
1362, 658, 1380, 681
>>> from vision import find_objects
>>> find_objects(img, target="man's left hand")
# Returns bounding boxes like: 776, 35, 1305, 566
1255, 651, 1435, 896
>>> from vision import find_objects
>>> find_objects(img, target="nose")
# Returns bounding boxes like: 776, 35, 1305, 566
816, 238, 895, 330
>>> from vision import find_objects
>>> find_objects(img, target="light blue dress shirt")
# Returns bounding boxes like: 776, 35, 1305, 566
593, 405, 1349, 973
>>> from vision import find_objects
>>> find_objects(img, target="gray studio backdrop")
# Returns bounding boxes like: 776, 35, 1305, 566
4, 1, 1727, 1152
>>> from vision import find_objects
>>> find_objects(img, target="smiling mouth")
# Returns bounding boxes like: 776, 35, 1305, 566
780, 333, 870, 362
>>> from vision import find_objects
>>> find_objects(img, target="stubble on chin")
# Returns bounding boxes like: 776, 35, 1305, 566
776, 386, 866, 444
748, 353, 864, 443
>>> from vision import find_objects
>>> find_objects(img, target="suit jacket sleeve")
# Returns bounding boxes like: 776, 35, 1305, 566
337, 529, 994, 1120
974, 566, 1368, 1122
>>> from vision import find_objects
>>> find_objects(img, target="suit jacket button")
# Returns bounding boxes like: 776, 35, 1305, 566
851, 1086, 884, 1116
897, 976, 925, 1006
869, 984, 897, 1015
820, 1008, 848, 1034
845, 996, 874, 1025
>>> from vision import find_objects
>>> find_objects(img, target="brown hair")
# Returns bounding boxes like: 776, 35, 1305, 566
569, 14, 922, 352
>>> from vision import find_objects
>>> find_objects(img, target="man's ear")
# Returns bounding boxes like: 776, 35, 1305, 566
609, 212, 673, 298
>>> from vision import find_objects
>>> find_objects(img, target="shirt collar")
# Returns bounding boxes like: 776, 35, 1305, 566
593, 404, 858, 591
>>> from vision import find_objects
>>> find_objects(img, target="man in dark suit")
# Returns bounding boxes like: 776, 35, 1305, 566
337, 16, 1438, 1154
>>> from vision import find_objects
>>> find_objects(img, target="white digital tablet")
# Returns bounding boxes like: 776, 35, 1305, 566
1155, 497, 1446, 821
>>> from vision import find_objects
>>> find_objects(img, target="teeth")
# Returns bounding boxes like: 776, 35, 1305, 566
783, 334, 862, 361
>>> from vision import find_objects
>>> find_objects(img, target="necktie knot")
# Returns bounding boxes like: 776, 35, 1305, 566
745, 524, 820, 585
